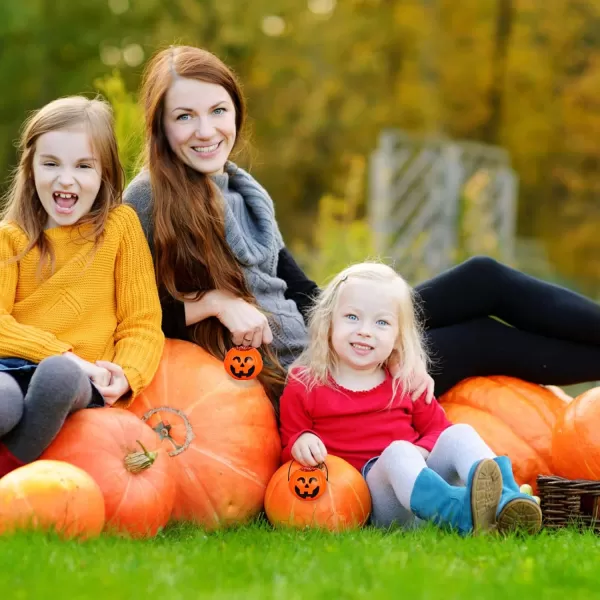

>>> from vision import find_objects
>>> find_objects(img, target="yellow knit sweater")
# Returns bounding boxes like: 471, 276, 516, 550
0, 205, 164, 406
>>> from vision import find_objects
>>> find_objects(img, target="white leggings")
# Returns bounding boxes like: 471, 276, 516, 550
365, 424, 495, 529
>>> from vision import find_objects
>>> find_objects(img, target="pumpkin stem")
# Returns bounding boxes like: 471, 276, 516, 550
124, 439, 157, 474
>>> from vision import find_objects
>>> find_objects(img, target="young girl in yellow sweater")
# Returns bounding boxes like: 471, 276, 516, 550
0, 96, 164, 476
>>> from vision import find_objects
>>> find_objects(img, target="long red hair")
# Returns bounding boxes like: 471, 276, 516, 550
139, 45, 285, 403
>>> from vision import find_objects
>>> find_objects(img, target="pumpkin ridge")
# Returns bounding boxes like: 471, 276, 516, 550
327, 477, 338, 529
442, 402, 551, 471
494, 378, 562, 427
470, 378, 554, 428
179, 378, 236, 415
108, 473, 133, 525
571, 400, 600, 479
187, 444, 266, 489
345, 481, 368, 521
175, 463, 221, 526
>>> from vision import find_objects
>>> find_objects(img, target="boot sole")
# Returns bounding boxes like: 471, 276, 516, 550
497, 498, 542, 535
471, 459, 503, 535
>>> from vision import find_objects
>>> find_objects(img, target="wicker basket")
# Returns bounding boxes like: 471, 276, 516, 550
537, 475, 600, 531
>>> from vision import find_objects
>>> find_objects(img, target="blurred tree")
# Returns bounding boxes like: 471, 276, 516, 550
1, 0, 600, 294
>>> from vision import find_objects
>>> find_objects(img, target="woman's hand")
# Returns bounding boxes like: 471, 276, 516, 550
214, 292, 273, 348
291, 433, 328, 467
183, 290, 273, 348
388, 350, 435, 404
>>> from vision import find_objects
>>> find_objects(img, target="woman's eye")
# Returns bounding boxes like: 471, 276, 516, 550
213, 107, 226, 115
43, 162, 57, 167
78, 164, 92, 169
176, 113, 192, 121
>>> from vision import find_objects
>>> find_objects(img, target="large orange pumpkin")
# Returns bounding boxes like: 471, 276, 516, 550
128, 339, 281, 530
0, 460, 105, 539
264, 455, 372, 531
552, 386, 600, 480
42, 408, 175, 538
440, 376, 566, 489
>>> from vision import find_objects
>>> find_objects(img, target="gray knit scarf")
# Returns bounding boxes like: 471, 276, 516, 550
124, 162, 308, 367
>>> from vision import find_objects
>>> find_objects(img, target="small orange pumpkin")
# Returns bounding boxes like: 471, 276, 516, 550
0, 460, 105, 539
224, 346, 263, 380
265, 455, 371, 531
287, 462, 327, 501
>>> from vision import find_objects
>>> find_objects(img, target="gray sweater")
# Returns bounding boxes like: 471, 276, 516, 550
123, 162, 308, 366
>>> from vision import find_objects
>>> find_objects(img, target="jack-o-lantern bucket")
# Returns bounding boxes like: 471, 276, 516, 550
287, 462, 327, 501
224, 346, 263, 380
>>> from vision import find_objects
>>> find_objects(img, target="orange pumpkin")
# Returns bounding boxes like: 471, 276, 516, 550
42, 408, 175, 538
0, 460, 105, 539
440, 376, 566, 490
129, 339, 281, 530
552, 386, 600, 480
265, 455, 372, 531
287, 462, 327, 501
224, 346, 263, 380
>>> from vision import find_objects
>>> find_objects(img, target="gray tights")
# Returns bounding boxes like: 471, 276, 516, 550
0, 355, 93, 462
365, 424, 496, 529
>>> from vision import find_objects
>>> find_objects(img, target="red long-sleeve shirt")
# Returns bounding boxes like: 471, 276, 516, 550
279, 371, 452, 472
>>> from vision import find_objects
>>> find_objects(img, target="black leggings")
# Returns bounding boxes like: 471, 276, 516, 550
415, 257, 600, 395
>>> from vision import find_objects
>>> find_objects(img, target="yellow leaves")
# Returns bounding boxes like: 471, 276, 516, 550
292, 155, 375, 286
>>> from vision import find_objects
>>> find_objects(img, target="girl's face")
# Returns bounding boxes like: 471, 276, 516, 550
331, 279, 399, 372
33, 127, 102, 229
162, 78, 237, 176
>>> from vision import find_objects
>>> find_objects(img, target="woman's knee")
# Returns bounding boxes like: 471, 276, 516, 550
461, 256, 504, 280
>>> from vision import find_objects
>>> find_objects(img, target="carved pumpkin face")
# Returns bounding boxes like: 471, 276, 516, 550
288, 466, 327, 501
224, 346, 263, 380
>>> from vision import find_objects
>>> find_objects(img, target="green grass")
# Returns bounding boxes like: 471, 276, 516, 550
2, 520, 600, 599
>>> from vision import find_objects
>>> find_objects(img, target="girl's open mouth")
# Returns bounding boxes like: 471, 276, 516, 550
53, 192, 78, 214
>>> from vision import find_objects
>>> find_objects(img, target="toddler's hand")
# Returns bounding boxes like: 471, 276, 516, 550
291, 433, 327, 467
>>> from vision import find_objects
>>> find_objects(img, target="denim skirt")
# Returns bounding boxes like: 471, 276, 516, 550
0, 357, 105, 407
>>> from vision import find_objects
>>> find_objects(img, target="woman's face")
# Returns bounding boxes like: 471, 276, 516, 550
162, 77, 237, 176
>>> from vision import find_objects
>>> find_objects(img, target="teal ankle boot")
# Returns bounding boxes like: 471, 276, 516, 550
409, 459, 502, 536
494, 456, 542, 535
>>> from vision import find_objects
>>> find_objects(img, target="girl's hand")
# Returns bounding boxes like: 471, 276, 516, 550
94, 360, 131, 406
215, 293, 273, 348
388, 351, 435, 404
63, 351, 111, 387
291, 433, 328, 467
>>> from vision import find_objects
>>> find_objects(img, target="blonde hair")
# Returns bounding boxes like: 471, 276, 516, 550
1, 95, 124, 274
292, 262, 428, 397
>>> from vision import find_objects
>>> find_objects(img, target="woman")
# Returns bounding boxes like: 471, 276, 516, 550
124, 45, 600, 399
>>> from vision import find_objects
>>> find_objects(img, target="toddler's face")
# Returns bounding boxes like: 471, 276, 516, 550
331, 279, 398, 372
